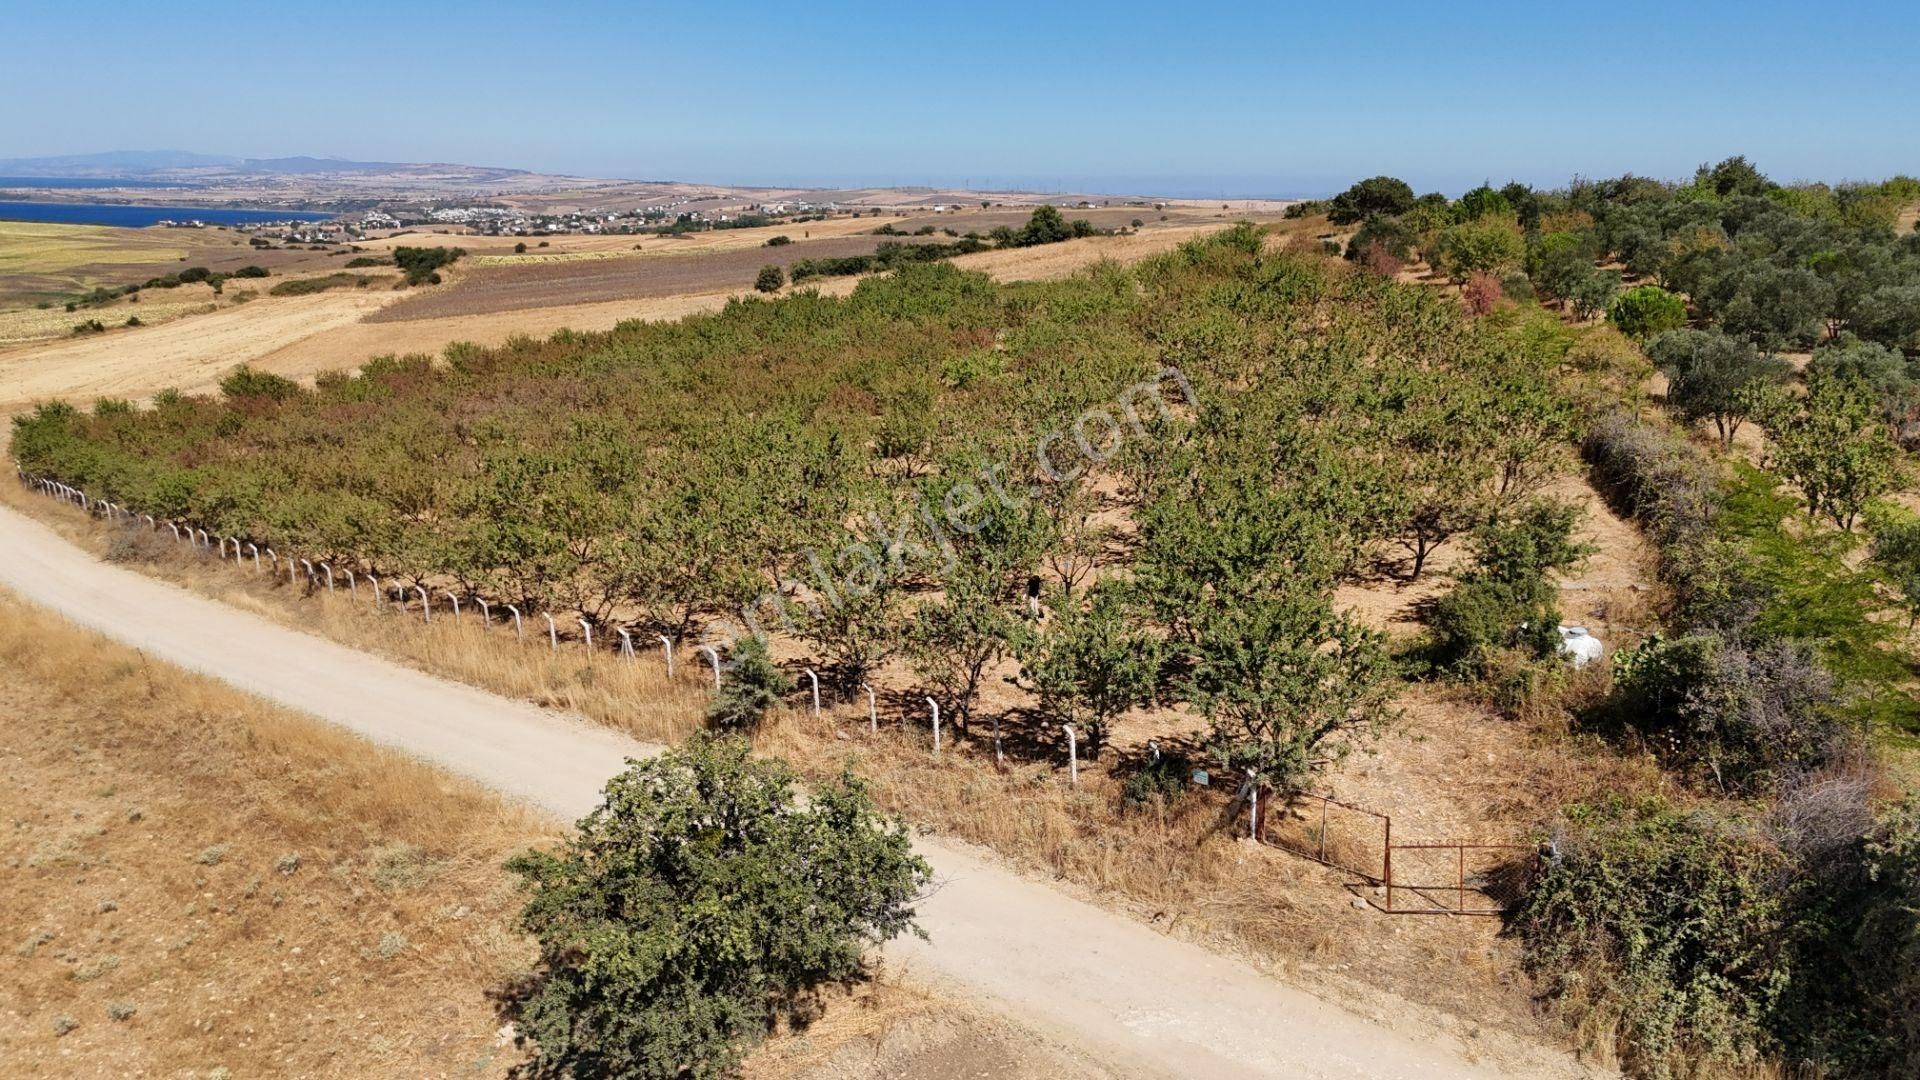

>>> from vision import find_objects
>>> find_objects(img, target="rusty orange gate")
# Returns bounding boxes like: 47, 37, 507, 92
1259, 792, 1536, 916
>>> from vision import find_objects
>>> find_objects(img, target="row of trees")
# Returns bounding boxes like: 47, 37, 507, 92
12, 230, 1577, 797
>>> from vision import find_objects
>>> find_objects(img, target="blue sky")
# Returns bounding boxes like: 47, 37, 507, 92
6, 0, 1917, 197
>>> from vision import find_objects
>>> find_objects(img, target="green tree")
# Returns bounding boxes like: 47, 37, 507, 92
1327, 175, 1416, 224
754, 263, 785, 293
505, 736, 929, 1080
708, 636, 794, 730
1431, 217, 1525, 283
1186, 585, 1395, 794
1754, 375, 1903, 531
1609, 285, 1689, 338
1017, 582, 1161, 760
1649, 328, 1790, 445
1868, 508, 1920, 627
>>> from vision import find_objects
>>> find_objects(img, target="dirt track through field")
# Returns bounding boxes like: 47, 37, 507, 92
0, 498, 1525, 1080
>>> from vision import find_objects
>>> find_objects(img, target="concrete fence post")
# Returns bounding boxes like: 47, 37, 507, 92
344, 569, 355, 594
507, 605, 523, 643
618, 628, 634, 662
264, 547, 275, 567
229, 537, 242, 563
414, 585, 429, 624
543, 613, 557, 653
477, 598, 491, 627
248, 543, 260, 571
1063, 723, 1078, 786
168, 522, 180, 541
804, 668, 820, 715
322, 564, 335, 592
1249, 774, 1260, 841
197, 529, 209, 549
928, 697, 941, 753
287, 558, 296, 585
369, 574, 382, 606
447, 592, 461, 623
700, 645, 721, 689
579, 619, 593, 655
300, 559, 314, 585
863, 683, 877, 733
658, 635, 673, 676
144, 514, 154, 529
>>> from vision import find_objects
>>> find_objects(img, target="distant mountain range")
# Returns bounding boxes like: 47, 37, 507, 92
0, 150, 544, 184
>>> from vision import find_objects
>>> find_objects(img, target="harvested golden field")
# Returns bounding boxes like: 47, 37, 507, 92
0, 289, 397, 410
0, 220, 358, 308
366, 235, 889, 322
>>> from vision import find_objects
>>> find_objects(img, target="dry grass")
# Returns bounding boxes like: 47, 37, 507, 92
0, 587, 554, 1077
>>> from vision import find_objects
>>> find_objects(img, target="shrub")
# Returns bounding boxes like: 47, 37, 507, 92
505, 736, 929, 1080
763, 235, 791, 247
344, 255, 388, 268
269, 272, 360, 296
753, 264, 784, 293
1606, 631, 1849, 792
392, 245, 463, 285
219, 366, 299, 403
1609, 285, 1689, 339
1514, 796, 1794, 1078
1581, 410, 1721, 550
1121, 748, 1194, 811
706, 636, 792, 730
513, 241, 527, 254
1461, 271, 1502, 315
1429, 500, 1589, 673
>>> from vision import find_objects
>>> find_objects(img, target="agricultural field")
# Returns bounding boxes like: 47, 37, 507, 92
0, 219, 358, 309
15, 155, 1920, 1080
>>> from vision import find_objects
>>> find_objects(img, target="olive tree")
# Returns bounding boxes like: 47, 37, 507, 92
1649, 329, 1790, 445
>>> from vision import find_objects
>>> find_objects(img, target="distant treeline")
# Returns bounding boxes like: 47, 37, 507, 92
788, 206, 1100, 283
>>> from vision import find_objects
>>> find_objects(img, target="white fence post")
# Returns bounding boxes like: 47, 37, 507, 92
507, 605, 523, 642
477, 598, 491, 628
928, 697, 941, 753
168, 522, 180, 541
414, 585, 429, 623
863, 683, 877, 733
447, 592, 461, 623
370, 573, 382, 606
700, 645, 721, 689
300, 558, 313, 582
248, 543, 260, 571
264, 547, 275, 567
804, 668, 820, 715
1063, 723, 1078, 786
578, 619, 593, 655
229, 537, 242, 564
658, 634, 673, 676
344, 569, 355, 594
618, 628, 634, 662
197, 529, 209, 549
544, 613, 557, 652
322, 564, 335, 592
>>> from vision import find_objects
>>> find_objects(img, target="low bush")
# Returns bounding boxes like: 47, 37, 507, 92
706, 636, 791, 730
1606, 631, 1849, 792
1513, 796, 1795, 1079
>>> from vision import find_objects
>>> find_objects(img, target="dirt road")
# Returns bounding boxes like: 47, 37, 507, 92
0, 500, 1534, 1079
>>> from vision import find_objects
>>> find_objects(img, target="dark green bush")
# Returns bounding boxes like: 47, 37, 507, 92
1514, 796, 1794, 1079
505, 735, 929, 1079
707, 636, 792, 730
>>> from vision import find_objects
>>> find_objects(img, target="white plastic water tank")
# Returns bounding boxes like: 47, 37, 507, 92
1557, 625, 1604, 668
